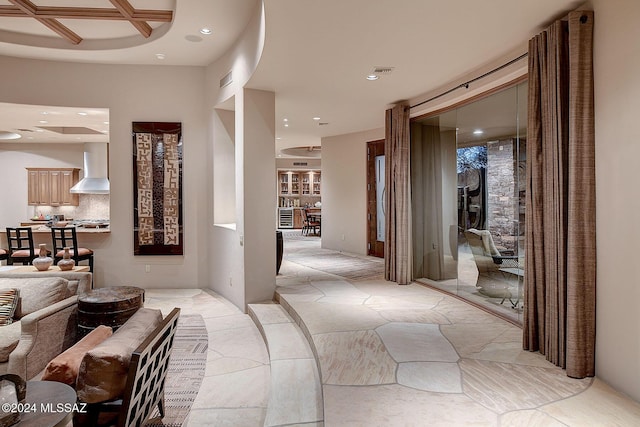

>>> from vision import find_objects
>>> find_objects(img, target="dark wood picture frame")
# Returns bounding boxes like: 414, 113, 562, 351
132, 121, 183, 255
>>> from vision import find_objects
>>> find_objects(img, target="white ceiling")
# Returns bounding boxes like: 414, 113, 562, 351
0, 0, 581, 151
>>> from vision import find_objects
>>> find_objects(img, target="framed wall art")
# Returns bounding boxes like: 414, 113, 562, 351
132, 122, 183, 255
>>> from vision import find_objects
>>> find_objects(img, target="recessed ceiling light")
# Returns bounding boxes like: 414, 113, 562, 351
103, 121, 109, 125
276, 137, 282, 140
284, 124, 289, 127
283, 118, 288, 122
40, 111, 48, 115
200, 28, 212, 35
473, 129, 484, 135
366, 75, 379, 81
155, 53, 166, 60
77, 112, 88, 116
39, 120, 47, 124
35, 129, 44, 132
313, 117, 321, 121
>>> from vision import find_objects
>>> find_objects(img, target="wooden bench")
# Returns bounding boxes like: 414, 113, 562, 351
78, 307, 180, 426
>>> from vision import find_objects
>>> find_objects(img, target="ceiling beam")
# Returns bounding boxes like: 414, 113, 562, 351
0, 6, 172, 22
109, 0, 152, 38
7, 0, 82, 45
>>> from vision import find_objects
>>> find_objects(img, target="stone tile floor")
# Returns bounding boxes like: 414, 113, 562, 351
142, 235, 640, 426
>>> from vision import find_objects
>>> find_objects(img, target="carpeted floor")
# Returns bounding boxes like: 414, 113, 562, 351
145, 314, 208, 427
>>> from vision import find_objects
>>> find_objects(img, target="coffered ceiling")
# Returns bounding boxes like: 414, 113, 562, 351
0, 0, 173, 45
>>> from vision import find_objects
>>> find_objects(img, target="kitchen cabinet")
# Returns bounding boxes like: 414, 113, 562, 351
279, 171, 321, 197
27, 168, 80, 206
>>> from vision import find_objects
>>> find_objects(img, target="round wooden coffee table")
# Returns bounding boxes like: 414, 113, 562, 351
77, 286, 145, 338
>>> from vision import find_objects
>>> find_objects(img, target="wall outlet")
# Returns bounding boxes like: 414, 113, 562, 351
145, 264, 150, 273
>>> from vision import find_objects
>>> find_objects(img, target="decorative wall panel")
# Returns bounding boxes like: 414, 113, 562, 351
133, 122, 183, 255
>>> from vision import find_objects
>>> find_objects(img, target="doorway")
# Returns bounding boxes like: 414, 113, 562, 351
367, 139, 385, 258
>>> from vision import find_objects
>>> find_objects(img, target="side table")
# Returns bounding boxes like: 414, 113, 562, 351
17, 381, 77, 427
77, 286, 145, 338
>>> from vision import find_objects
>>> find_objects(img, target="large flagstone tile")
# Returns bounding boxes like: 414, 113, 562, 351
324, 384, 497, 426
208, 326, 270, 364
264, 359, 323, 426
205, 356, 265, 377
397, 362, 462, 393
539, 378, 640, 426
192, 365, 270, 410
433, 298, 507, 324
185, 407, 266, 427
262, 322, 314, 360
310, 280, 371, 298
314, 330, 396, 385
499, 409, 566, 426
460, 358, 591, 413
376, 322, 459, 362
287, 301, 388, 334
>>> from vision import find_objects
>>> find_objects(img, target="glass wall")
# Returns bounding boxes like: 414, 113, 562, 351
411, 81, 527, 324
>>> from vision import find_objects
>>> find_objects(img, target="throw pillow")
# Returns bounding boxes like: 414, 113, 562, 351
0, 289, 19, 326
42, 325, 113, 387
76, 308, 163, 403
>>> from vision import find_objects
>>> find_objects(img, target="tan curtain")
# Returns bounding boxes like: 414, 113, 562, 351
524, 10, 595, 378
384, 103, 411, 285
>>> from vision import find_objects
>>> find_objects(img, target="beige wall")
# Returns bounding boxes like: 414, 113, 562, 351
0, 57, 208, 290
321, 128, 383, 255
590, 0, 640, 402
205, 1, 273, 310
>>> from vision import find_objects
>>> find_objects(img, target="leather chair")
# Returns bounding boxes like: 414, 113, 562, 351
5, 227, 47, 265
50, 227, 94, 272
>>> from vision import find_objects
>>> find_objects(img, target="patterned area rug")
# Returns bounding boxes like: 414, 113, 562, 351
145, 314, 208, 427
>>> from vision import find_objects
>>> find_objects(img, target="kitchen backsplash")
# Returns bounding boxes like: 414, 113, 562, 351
32, 194, 110, 220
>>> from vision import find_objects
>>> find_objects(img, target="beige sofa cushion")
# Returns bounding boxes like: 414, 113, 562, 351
0, 289, 19, 325
0, 322, 21, 363
0, 277, 68, 319
76, 308, 162, 404
42, 325, 113, 387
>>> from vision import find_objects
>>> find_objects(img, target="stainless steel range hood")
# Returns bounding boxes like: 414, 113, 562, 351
70, 142, 110, 194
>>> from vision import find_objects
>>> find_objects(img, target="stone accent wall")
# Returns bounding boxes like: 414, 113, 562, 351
486, 139, 517, 251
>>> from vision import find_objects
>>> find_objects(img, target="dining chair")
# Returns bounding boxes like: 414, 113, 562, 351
302, 208, 320, 236
50, 227, 94, 272
5, 227, 46, 265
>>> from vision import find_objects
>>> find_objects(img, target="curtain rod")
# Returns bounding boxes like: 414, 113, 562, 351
409, 52, 528, 110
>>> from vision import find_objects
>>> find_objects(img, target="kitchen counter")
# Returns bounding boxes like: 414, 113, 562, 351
22, 225, 110, 233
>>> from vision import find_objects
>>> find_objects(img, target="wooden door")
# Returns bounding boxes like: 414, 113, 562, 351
367, 139, 385, 258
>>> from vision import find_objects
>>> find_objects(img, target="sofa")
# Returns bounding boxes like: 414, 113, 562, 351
0, 271, 92, 379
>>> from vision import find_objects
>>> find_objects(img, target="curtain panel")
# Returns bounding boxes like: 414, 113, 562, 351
524, 10, 595, 378
384, 104, 411, 285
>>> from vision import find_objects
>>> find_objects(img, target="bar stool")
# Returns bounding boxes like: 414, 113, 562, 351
50, 227, 94, 272
6, 227, 48, 265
